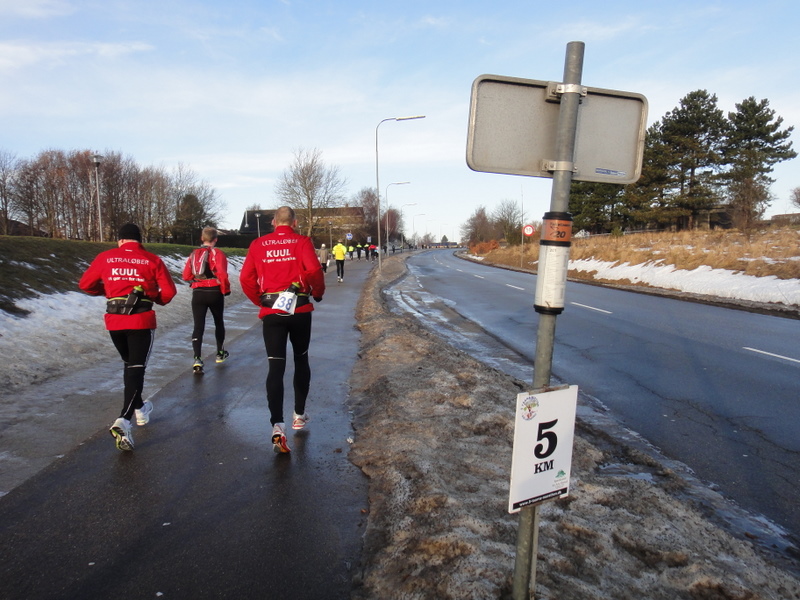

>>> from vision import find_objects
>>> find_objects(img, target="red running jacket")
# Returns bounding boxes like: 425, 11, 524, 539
79, 241, 178, 330
239, 225, 325, 318
181, 245, 231, 295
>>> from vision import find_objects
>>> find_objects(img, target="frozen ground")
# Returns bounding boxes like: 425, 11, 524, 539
1, 251, 799, 598
349, 257, 800, 599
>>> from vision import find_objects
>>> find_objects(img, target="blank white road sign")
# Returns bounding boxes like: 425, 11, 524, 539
467, 74, 647, 184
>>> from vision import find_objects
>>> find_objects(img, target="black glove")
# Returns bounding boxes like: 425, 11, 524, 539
313, 296, 323, 303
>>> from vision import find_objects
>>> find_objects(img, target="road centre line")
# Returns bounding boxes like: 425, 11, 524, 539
473, 274, 485, 279
506, 284, 525, 290
743, 347, 800, 365
571, 302, 613, 314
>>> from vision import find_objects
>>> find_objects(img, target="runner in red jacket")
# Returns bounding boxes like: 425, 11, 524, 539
79, 223, 177, 451
182, 227, 231, 371
239, 206, 325, 454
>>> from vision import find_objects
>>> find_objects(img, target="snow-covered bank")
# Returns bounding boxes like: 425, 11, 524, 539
0, 256, 245, 391
571, 258, 800, 306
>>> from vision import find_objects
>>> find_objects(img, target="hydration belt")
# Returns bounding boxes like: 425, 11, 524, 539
106, 297, 153, 315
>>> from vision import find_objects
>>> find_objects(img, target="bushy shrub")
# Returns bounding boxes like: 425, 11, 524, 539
469, 239, 499, 255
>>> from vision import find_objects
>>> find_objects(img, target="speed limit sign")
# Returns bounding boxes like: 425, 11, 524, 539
523, 224, 536, 237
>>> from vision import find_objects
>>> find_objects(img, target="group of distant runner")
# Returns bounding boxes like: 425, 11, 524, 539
78, 206, 326, 455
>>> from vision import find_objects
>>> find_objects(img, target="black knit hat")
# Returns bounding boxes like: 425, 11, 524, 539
118, 223, 142, 242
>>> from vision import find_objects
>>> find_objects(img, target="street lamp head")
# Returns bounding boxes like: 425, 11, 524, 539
396, 115, 426, 121
92, 153, 102, 166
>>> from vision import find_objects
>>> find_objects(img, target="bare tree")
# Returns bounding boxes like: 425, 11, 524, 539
353, 187, 378, 239
460, 205, 495, 246
383, 207, 401, 244
275, 148, 347, 237
62, 150, 96, 240
0, 150, 19, 235
4, 149, 223, 242
791, 187, 800, 211
492, 198, 524, 245
12, 158, 42, 235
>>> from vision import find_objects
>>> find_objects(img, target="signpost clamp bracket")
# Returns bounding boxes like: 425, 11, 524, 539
541, 160, 577, 174
546, 82, 588, 102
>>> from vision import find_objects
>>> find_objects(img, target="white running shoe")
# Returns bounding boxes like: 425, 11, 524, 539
271, 422, 290, 454
110, 417, 134, 451
292, 412, 309, 430
135, 400, 153, 426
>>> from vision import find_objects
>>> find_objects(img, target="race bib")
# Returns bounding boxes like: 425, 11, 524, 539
272, 290, 297, 314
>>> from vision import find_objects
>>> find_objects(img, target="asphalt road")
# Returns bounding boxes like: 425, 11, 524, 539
403, 250, 800, 543
0, 257, 376, 600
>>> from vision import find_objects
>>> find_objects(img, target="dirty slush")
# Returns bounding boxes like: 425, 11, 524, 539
347, 255, 800, 600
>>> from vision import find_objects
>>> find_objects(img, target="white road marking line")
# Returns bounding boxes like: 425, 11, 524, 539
473, 274, 484, 279
743, 347, 800, 364
506, 284, 525, 290
571, 302, 612, 314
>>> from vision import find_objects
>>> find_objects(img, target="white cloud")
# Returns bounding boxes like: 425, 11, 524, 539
417, 16, 451, 29
0, 40, 153, 71
0, 0, 73, 18
259, 27, 284, 43
549, 16, 654, 43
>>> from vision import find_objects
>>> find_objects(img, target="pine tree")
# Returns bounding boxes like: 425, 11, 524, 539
723, 97, 796, 230
569, 181, 623, 233
622, 122, 682, 229
659, 90, 729, 229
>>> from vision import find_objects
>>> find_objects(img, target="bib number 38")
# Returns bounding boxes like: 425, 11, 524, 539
273, 291, 297, 314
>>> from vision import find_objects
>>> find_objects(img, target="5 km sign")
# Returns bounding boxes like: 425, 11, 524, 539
508, 385, 578, 513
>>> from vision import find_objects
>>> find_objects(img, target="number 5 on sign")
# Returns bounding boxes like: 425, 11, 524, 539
508, 385, 578, 513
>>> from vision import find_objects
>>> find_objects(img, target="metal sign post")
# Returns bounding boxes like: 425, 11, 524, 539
512, 42, 585, 600
466, 40, 646, 599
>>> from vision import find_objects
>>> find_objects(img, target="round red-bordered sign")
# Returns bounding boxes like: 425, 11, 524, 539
523, 224, 536, 237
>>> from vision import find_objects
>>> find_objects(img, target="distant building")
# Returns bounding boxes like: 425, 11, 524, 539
771, 213, 800, 225
240, 206, 366, 240
239, 210, 275, 236
312, 206, 365, 233
2, 219, 47, 237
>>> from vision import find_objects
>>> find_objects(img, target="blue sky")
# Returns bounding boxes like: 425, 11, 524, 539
2, 0, 798, 235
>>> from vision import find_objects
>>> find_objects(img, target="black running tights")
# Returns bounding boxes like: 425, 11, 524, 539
109, 329, 154, 421
261, 312, 312, 426
191, 288, 225, 357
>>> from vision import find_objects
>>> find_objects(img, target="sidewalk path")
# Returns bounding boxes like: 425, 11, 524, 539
0, 258, 374, 600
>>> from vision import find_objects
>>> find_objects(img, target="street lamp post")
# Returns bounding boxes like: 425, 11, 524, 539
385, 181, 410, 252
328, 221, 333, 248
91, 154, 103, 242
412, 213, 426, 248
255, 213, 261, 237
375, 115, 425, 270
400, 202, 417, 251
